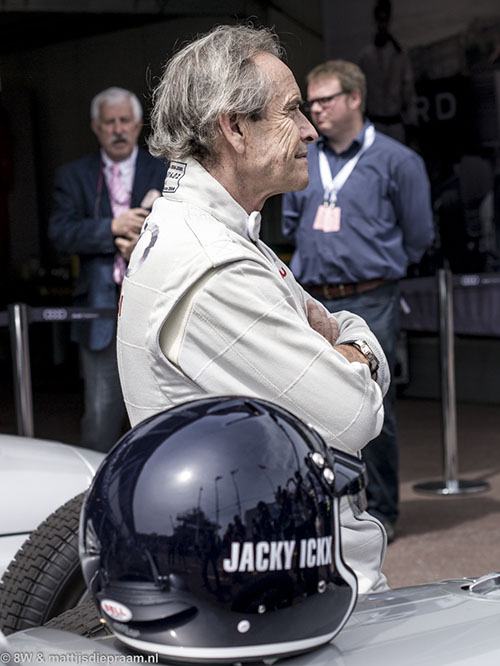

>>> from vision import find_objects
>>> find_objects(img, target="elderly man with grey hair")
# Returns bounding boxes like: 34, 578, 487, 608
49, 86, 167, 452
117, 25, 390, 593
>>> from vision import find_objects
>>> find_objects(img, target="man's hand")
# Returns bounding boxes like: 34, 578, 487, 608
111, 207, 149, 238
306, 299, 339, 346
306, 299, 377, 378
115, 233, 139, 262
334, 343, 376, 378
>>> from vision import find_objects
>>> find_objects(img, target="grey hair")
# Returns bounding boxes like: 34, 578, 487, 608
90, 87, 143, 123
148, 24, 283, 164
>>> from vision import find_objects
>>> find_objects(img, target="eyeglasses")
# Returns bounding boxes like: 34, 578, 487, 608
303, 91, 346, 113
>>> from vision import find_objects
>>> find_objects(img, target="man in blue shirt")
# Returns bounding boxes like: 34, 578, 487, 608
282, 59, 434, 542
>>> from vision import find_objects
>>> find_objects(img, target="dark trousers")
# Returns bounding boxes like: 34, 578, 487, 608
314, 281, 400, 524
80, 340, 127, 453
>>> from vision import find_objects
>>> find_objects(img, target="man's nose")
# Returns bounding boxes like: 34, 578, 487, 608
113, 120, 124, 134
300, 113, 318, 144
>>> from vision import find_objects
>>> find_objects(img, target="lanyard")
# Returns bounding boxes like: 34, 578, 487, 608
318, 124, 375, 206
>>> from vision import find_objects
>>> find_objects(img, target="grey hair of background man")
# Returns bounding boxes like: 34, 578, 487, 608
148, 24, 283, 166
90, 87, 143, 123
307, 60, 367, 115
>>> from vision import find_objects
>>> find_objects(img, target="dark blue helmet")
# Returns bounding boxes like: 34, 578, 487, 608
80, 396, 365, 663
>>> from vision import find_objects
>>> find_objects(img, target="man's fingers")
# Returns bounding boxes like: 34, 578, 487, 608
306, 299, 324, 331
327, 316, 340, 344
112, 209, 148, 236
115, 235, 138, 262
130, 207, 149, 219
115, 237, 129, 253
306, 299, 339, 345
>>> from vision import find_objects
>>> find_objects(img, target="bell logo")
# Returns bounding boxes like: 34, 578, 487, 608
100, 598, 133, 622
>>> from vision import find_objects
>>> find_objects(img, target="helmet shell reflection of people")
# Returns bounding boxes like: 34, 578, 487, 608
79, 396, 366, 663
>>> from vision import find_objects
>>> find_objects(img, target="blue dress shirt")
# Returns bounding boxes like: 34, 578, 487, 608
282, 123, 434, 285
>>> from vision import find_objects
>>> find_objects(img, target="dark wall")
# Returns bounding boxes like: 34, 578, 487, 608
0, 10, 323, 297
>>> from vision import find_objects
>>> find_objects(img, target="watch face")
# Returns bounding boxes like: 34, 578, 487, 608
352, 340, 379, 374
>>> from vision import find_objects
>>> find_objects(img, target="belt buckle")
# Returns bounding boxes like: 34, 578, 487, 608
322, 283, 346, 299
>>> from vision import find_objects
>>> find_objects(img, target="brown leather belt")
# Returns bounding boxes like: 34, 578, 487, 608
304, 278, 391, 300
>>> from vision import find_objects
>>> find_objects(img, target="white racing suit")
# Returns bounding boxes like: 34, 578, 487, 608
117, 158, 390, 593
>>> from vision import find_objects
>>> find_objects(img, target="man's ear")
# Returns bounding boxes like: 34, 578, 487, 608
219, 113, 246, 154
347, 89, 362, 112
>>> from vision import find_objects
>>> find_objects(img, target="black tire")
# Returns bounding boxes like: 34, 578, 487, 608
0, 492, 88, 635
44, 597, 110, 639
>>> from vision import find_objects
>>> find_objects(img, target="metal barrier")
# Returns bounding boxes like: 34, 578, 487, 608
413, 269, 489, 495
1, 304, 116, 438
8, 304, 34, 437
0, 284, 493, 497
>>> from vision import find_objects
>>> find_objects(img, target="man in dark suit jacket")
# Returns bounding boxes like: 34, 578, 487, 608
49, 87, 167, 452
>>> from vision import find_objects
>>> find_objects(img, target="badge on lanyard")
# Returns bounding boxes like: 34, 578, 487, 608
315, 125, 375, 235
313, 203, 341, 232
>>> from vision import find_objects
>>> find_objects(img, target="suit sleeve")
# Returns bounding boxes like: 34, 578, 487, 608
296, 283, 390, 397
48, 165, 116, 256
174, 260, 385, 455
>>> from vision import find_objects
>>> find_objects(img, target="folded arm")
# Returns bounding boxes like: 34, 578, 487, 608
161, 260, 387, 455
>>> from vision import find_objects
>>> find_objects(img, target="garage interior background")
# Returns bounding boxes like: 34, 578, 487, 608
0, 0, 499, 415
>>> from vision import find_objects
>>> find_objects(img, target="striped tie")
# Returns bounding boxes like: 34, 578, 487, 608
109, 164, 130, 284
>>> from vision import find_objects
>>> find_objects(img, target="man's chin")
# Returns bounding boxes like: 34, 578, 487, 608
296, 175, 310, 191
292, 167, 310, 192
105, 144, 132, 161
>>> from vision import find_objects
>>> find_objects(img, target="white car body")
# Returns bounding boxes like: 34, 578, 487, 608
0, 434, 104, 577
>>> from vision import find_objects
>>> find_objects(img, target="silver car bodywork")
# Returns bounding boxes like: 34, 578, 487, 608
0, 434, 104, 577
1, 434, 499, 664
4, 574, 500, 665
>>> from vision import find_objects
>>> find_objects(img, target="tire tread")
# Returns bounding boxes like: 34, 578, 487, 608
44, 598, 110, 638
0, 493, 86, 634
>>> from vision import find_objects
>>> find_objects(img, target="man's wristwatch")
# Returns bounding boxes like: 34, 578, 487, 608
345, 339, 380, 377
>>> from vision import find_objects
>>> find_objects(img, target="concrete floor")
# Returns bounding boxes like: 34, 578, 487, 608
385, 399, 500, 588
1, 372, 499, 591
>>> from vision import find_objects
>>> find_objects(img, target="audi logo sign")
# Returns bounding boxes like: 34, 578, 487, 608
42, 308, 68, 321
459, 275, 480, 287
